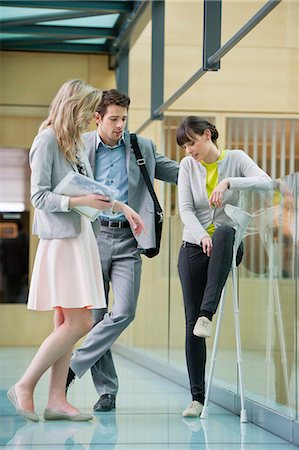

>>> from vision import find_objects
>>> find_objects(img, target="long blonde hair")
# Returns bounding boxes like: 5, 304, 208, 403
39, 79, 102, 162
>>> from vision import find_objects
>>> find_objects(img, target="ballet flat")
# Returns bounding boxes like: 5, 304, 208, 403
7, 385, 39, 422
44, 407, 93, 421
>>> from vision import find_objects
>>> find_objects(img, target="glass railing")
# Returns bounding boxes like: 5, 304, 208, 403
118, 172, 298, 421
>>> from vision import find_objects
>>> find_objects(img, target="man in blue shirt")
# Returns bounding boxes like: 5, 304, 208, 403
66, 90, 179, 411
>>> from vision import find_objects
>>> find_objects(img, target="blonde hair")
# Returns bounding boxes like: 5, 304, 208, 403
39, 79, 102, 162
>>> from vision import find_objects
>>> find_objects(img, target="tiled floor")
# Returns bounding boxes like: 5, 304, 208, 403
0, 348, 296, 449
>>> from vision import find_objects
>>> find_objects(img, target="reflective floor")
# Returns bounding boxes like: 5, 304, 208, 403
0, 348, 296, 449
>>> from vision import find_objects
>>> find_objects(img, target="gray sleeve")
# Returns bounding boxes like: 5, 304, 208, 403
151, 141, 179, 184
228, 150, 273, 191
30, 133, 71, 212
178, 159, 209, 244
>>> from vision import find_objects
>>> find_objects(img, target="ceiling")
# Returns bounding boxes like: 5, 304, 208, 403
0, 1, 147, 68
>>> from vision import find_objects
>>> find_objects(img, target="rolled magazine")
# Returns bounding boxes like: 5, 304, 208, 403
54, 171, 119, 222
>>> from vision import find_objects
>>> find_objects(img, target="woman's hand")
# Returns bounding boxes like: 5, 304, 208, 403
201, 236, 213, 256
122, 204, 146, 236
70, 194, 112, 211
209, 178, 230, 208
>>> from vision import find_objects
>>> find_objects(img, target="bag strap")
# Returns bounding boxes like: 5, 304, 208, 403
130, 133, 163, 218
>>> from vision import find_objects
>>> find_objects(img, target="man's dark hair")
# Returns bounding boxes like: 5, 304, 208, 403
96, 89, 131, 116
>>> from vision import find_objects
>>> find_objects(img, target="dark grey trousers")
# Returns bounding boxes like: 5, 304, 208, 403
70, 226, 143, 397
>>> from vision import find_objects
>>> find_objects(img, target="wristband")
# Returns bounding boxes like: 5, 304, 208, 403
111, 199, 117, 214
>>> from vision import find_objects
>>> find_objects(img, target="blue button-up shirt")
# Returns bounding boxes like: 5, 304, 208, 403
95, 134, 128, 221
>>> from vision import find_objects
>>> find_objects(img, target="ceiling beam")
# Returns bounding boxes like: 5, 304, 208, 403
1, 25, 117, 38
0, 11, 116, 28
0, 41, 110, 54
0, 1, 135, 12
111, 1, 150, 67
1, 37, 78, 46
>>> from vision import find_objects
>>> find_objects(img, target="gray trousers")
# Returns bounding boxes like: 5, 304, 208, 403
70, 225, 143, 396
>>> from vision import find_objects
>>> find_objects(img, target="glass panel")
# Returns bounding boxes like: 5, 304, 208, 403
119, 116, 298, 424
0, 211, 29, 304
163, 117, 185, 217
208, 275, 238, 393
64, 38, 106, 45
117, 217, 171, 364
226, 118, 299, 177
239, 186, 297, 418
225, 118, 298, 417
39, 14, 119, 28
294, 174, 299, 422
169, 215, 184, 369
0, 33, 33, 40
0, 7, 70, 20
0, 148, 30, 304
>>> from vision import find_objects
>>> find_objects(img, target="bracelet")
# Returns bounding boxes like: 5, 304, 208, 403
111, 199, 117, 214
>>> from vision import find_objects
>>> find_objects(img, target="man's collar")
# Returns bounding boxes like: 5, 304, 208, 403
96, 132, 125, 150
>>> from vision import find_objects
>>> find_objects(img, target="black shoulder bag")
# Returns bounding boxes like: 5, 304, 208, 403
130, 133, 163, 258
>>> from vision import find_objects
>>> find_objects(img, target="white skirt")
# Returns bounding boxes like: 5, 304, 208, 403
28, 217, 106, 311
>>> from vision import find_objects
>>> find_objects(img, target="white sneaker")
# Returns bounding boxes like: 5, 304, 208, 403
182, 401, 203, 417
193, 316, 212, 338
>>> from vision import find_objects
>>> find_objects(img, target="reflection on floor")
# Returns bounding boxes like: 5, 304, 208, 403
0, 348, 296, 449
136, 346, 295, 416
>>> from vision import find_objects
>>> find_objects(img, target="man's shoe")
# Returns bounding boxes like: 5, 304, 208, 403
94, 394, 116, 412
182, 401, 203, 417
65, 368, 76, 393
193, 316, 212, 338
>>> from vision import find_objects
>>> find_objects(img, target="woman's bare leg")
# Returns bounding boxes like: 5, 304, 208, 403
14, 307, 92, 413
47, 307, 84, 414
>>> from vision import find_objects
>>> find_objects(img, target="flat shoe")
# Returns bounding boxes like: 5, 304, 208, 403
44, 408, 93, 421
7, 385, 39, 422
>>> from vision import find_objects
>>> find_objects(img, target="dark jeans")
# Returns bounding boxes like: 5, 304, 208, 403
177, 225, 243, 404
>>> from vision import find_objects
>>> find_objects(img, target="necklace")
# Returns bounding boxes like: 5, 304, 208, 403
75, 150, 87, 176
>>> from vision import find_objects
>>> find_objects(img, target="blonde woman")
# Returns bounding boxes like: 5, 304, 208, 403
7, 80, 145, 422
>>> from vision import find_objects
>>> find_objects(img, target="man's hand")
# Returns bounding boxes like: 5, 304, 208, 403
122, 205, 146, 236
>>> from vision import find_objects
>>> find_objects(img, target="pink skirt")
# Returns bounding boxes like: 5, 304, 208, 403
28, 217, 106, 311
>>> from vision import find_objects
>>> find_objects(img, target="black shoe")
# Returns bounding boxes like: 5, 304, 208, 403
65, 367, 76, 393
94, 394, 116, 412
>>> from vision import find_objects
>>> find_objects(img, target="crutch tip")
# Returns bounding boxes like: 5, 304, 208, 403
200, 406, 209, 419
240, 409, 248, 423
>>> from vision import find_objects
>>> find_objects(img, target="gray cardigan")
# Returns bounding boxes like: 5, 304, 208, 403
178, 150, 273, 245
30, 127, 100, 239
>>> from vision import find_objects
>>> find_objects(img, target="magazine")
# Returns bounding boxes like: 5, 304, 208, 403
54, 171, 119, 222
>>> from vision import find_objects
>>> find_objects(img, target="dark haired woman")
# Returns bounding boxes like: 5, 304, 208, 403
176, 116, 272, 417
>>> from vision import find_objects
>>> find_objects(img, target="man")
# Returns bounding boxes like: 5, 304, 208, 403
66, 89, 179, 411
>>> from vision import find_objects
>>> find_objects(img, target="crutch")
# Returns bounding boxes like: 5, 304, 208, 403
201, 205, 252, 423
